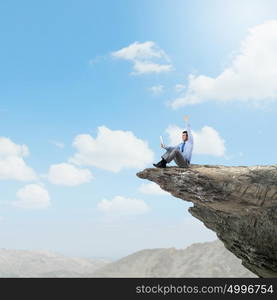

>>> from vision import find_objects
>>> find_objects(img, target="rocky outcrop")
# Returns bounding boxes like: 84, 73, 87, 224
136, 164, 277, 278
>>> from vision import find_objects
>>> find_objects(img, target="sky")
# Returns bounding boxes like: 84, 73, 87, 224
0, 0, 277, 259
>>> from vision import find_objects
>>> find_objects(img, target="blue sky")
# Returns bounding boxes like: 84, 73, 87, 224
0, 0, 277, 259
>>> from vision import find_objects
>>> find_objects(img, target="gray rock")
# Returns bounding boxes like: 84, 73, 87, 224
136, 164, 277, 278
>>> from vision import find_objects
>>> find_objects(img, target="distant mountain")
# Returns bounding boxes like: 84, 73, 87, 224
0, 249, 110, 277
0, 240, 256, 277
89, 240, 256, 277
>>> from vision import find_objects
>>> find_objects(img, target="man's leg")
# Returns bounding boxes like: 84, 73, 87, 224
174, 151, 189, 168
153, 148, 174, 168
161, 147, 179, 162
163, 148, 189, 168
162, 148, 180, 163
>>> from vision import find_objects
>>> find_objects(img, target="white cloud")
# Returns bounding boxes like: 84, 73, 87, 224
0, 137, 29, 157
69, 126, 154, 173
133, 61, 172, 74
97, 195, 150, 216
0, 137, 37, 181
149, 85, 164, 95
165, 125, 226, 157
175, 84, 186, 92
50, 140, 65, 149
13, 184, 50, 209
138, 182, 169, 195
112, 41, 169, 61
112, 41, 173, 74
171, 20, 277, 108
47, 163, 93, 186
192, 126, 226, 156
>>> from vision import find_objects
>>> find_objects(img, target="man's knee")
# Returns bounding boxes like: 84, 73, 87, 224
168, 147, 178, 153
172, 148, 181, 154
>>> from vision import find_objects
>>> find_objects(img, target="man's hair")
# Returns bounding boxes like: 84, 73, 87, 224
182, 130, 188, 134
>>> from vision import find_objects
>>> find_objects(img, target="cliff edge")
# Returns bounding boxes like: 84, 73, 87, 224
136, 164, 277, 278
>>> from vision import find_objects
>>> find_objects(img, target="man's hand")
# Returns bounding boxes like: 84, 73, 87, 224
183, 115, 189, 122
160, 143, 165, 149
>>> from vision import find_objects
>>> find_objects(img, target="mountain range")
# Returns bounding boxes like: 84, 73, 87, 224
0, 240, 256, 277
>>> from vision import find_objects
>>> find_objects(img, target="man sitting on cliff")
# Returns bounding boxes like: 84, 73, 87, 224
153, 115, 193, 168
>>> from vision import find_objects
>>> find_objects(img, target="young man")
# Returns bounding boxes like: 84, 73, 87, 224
153, 115, 193, 168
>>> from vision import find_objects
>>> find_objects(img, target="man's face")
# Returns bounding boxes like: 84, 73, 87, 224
182, 132, 188, 141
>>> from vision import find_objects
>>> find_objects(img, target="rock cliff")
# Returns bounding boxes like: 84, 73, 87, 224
136, 164, 277, 278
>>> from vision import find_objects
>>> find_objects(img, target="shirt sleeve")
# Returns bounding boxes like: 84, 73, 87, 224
186, 122, 193, 144
164, 146, 175, 151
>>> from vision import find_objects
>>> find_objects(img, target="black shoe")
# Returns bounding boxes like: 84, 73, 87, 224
153, 158, 167, 168
153, 160, 162, 167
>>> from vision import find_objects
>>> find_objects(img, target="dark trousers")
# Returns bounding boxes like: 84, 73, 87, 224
162, 148, 189, 167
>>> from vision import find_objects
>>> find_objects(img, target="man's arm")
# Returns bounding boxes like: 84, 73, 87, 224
161, 142, 175, 151
186, 123, 193, 143
184, 115, 193, 143
164, 145, 175, 151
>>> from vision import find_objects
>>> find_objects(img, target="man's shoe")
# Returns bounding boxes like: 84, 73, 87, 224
153, 162, 162, 168
153, 158, 167, 168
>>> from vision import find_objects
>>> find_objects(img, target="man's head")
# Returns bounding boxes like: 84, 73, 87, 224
182, 130, 188, 142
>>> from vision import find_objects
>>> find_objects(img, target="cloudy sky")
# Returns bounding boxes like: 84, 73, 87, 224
0, 0, 277, 259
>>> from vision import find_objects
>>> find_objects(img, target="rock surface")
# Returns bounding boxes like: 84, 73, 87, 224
136, 164, 277, 278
